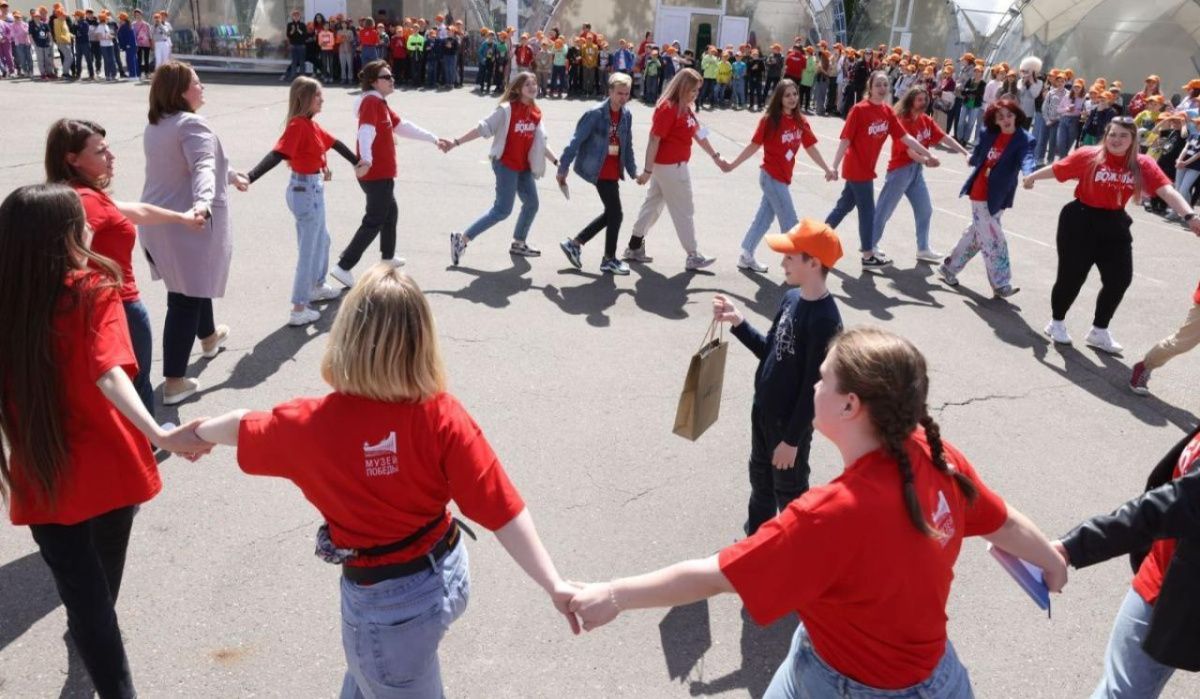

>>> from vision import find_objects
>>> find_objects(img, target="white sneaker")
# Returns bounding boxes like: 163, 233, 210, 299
737, 252, 768, 273
685, 252, 716, 271
1085, 327, 1124, 355
162, 378, 200, 406
387, 257, 406, 268
310, 284, 341, 301
288, 307, 321, 326
622, 246, 653, 263
330, 265, 354, 288
915, 249, 943, 263
200, 325, 230, 358
1043, 320, 1073, 345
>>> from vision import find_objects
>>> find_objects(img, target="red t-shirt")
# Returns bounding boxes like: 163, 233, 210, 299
357, 94, 401, 180
499, 101, 541, 172
237, 392, 526, 568
515, 44, 534, 67
969, 131, 1012, 201
651, 101, 698, 165
785, 51, 805, 79
753, 113, 818, 185
1133, 432, 1200, 604
275, 116, 338, 175
75, 185, 139, 302
719, 429, 1007, 689
888, 113, 946, 172
7, 272, 159, 526
839, 101, 908, 181
359, 28, 379, 46
389, 34, 406, 59
1052, 146, 1172, 210
598, 107, 622, 181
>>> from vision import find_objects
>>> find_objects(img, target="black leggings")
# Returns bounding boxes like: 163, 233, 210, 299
163, 292, 215, 378
1050, 199, 1133, 329
575, 179, 623, 259
338, 178, 398, 270
30, 506, 138, 699
138, 46, 152, 73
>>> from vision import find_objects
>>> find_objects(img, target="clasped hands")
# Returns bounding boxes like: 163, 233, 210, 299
151, 417, 215, 462
546, 578, 626, 634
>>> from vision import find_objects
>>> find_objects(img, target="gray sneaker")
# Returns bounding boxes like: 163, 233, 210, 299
450, 232, 467, 266
559, 238, 582, 269
685, 252, 716, 271
622, 246, 653, 263
510, 241, 541, 257
993, 285, 1020, 299
937, 264, 959, 287
600, 257, 630, 275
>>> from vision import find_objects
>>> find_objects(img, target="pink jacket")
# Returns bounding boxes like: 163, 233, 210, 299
132, 19, 151, 47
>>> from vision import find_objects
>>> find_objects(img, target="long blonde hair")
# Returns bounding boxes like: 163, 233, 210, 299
286, 76, 322, 121
500, 71, 539, 107
658, 67, 702, 113
321, 264, 446, 402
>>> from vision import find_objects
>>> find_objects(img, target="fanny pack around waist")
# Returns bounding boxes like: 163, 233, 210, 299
314, 513, 475, 566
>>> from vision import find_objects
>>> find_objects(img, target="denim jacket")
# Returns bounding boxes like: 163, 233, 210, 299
557, 99, 638, 184
959, 127, 1036, 216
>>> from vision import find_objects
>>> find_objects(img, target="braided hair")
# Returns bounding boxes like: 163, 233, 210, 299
829, 327, 977, 537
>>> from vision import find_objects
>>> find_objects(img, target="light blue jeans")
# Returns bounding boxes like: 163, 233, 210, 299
1092, 587, 1175, 699
958, 106, 982, 146
872, 163, 933, 252
339, 543, 470, 699
464, 159, 538, 243
1032, 112, 1048, 162
765, 623, 974, 698
1057, 118, 1080, 159
741, 169, 799, 254
285, 173, 331, 306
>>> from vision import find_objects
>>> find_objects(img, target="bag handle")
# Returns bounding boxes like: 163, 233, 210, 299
698, 318, 723, 352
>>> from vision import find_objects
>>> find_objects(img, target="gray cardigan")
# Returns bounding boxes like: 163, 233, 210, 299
138, 111, 236, 299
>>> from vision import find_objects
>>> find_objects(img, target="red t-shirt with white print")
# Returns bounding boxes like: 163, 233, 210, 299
357, 93, 401, 180
499, 101, 541, 172
1052, 146, 1171, 210
888, 113, 946, 172
839, 100, 908, 181
237, 392, 526, 568
753, 113, 818, 185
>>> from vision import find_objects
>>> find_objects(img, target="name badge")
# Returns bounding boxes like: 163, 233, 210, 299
608, 144, 620, 156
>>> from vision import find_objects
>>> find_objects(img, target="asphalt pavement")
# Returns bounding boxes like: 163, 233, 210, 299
1, 74, 1197, 698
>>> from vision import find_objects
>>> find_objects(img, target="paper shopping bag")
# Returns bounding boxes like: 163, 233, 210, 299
673, 320, 728, 441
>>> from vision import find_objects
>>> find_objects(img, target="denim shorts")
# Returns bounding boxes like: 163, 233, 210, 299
339, 544, 470, 698
765, 623, 974, 699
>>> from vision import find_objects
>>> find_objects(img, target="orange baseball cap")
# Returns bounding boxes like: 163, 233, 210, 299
1185, 78, 1200, 90
765, 219, 843, 268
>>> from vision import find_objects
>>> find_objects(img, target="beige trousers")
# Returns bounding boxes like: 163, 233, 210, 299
630, 162, 699, 254
1144, 302, 1200, 370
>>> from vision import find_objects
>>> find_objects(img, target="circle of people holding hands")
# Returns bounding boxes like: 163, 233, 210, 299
6, 19, 1200, 698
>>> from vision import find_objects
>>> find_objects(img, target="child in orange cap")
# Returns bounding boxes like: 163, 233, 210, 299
712, 218, 843, 535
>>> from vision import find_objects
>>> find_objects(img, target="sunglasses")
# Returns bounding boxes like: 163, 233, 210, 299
377, 73, 394, 81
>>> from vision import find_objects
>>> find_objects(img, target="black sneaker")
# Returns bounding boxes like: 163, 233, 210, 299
861, 254, 893, 271
510, 241, 541, 257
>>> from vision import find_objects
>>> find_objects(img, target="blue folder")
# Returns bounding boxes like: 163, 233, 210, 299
987, 543, 1051, 618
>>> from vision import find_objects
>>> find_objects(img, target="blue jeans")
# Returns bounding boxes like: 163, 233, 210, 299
873, 163, 933, 252
733, 77, 746, 107
339, 544, 470, 699
1092, 588, 1174, 699
442, 54, 456, 86
124, 46, 139, 78
826, 179, 876, 253
1032, 113, 1047, 161
100, 45, 116, 79
741, 169, 798, 254
550, 64, 566, 93
286, 44, 305, 78
957, 106, 981, 146
285, 173, 331, 306
1057, 118, 1080, 159
464, 159, 538, 243
123, 299, 154, 415
766, 623, 974, 699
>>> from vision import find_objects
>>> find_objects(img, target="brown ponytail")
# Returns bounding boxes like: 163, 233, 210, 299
828, 327, 977, 537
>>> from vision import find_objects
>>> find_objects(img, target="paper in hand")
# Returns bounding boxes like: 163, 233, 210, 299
987, 543, 1051, 618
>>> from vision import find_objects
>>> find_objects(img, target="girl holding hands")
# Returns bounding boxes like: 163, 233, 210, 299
719, 78, 836, 273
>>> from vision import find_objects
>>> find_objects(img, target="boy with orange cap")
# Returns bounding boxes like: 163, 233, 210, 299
712, 219, 843, 535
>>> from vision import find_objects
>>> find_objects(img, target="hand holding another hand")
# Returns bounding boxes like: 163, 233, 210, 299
824, 168, 838, 182
155, 418, 215, 461
568, 582, 621, 632
1044, 541, 1069, 593
636, 171, 652, 185
549, 579, 582, 635
437, 138, 455, 153
232, 172, 250, 192
354, 160, 372, 178
1022, 176, 1035, 190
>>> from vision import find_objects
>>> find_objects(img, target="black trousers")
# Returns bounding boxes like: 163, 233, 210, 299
1050, 199, 1133, 329
747, 76, 763, 110
163, 292, 215, 378
575, 179, 622, 259
30, 506, 138, 699
137, 46, 152, 74
339, 178, 397, 270
798, 82, 812, 111
746, 405, 811, 536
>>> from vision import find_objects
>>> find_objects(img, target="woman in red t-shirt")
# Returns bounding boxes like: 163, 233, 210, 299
624, 68, 724, 271
444, 71, 560, 265
872, 87, 969, 264
0, 184, 209, 699
329, 60, 443, 287
719, 79, 836, 272
826, 70, 934, 271
192, 264, 579, 697
567, 326, 1067, 697
1023, 118, 1200, 353
44, 118, 205, 414
239, 77, 365, 327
